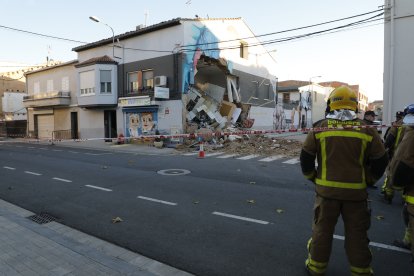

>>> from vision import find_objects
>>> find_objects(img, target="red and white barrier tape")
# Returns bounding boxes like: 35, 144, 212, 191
0, 124, 392, 144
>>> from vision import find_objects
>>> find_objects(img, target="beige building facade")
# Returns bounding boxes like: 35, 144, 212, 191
24, 60, 79, 139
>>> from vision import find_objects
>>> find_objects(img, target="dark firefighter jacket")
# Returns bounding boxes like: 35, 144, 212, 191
389, 126, 414, 205
300, 118, 388, 201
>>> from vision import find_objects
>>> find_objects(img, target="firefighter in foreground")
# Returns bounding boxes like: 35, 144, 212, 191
300, 86, 388, 275
388, 104, 414, 253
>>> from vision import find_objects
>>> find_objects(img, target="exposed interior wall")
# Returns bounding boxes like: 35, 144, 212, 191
249, 106, 274, 130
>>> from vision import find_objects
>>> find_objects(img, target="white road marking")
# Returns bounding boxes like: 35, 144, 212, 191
333, 235, 411, 254
52, 177, 72, 183
84, 152, 113, 156
68, 151, 79, 154
39, 148, 48, 150
15, 145, 23, 148
85, 185, 112, 192
216, 154, 239, 159
24, 171, 42, 176
137, 196, 177, 206
3, 166, 16, 170
283, 158, 300, 164
212, 211, 269, 225
259, 155, 284, 162
204, 152, 225, 157
237, 154, 260, 160
182, 152, 198, 156
28, 147, 35, 149
53, 149, 63, 152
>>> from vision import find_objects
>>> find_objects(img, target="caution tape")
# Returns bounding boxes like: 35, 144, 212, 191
0, 124, 391, 144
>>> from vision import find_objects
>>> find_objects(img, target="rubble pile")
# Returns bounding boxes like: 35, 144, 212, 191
220, 135, 302, 157
178, 134, 303, 157
179, 80, 302, 158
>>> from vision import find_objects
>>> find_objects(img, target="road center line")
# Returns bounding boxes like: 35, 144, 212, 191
24, 171, 42, 176
333, 235, 411, 254
85, 185, 112, 192
212, 211, 269, 225
52, 177, 72, 183
3, 166, 16, 170
137, 196, 177, 206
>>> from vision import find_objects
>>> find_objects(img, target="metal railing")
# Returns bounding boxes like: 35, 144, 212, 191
52, 129, 74, 140
23, 91, 70, 101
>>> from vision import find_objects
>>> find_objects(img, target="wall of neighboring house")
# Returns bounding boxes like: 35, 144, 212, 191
77, 26, 182, 64
78, 108, 104, 138
383, 0, 414, 125
26, 64, 77, 105
299, 84, 333, 124
2, 92, 26, 120
120, 55, 179, 98
25, 63, 78, 138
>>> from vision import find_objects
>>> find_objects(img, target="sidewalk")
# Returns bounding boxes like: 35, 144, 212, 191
0, 199, 193, 276
19, 138, 181, 156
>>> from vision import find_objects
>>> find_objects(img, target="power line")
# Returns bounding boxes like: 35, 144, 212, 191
0, 25, 87, 44
180, 8, 384, 49
0, 9, 384, 55
179, 12, 384, 53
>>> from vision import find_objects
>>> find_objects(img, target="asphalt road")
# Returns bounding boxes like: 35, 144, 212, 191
0, 142, 412, 276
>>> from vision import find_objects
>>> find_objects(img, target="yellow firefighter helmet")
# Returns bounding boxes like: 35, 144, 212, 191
328, 86, 358, 111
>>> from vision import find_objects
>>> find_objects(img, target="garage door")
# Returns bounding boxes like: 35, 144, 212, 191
37, 115, 54, 139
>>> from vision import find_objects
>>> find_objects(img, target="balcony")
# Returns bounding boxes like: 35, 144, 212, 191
23, 91, 71, 108
77, 91, 118, 107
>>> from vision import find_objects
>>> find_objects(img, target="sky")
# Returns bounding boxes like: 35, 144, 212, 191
0, 0, 385, 101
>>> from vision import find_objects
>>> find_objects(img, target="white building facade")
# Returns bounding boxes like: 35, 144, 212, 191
383, 0, 414, 124
73, 17, 278, 138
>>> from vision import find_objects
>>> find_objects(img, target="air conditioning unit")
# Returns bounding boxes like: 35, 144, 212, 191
154, 76, 167, 87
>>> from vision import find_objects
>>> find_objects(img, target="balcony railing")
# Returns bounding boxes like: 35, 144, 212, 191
23, 91, 70, 100
23, 91, 71, 108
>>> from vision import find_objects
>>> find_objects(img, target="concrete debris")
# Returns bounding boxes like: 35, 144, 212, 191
180, 79, 303, 157
179, 133, 303, 157
111, 217, 123, 223
185, 83, 252, 133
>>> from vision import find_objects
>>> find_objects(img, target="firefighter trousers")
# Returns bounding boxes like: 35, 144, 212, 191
306, 195, 372, 275
407, 203, 414, 259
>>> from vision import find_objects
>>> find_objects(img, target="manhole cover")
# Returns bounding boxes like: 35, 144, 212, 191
27, 213, 58, 224
157, 169, 191, 176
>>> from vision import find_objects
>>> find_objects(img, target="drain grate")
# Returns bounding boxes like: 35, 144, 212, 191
27, 213, 58, 224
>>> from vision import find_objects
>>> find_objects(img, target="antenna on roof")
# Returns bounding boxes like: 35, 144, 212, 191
144, 10, 149, 27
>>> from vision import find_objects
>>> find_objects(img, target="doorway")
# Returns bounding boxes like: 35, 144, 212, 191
104, 110, 117, 139
71, 112, 78, 139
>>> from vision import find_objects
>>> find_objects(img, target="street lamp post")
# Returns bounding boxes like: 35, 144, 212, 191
89, 16, 115, 58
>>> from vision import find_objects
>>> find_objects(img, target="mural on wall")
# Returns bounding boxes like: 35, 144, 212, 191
182, 24, 223, 93
126, 112, 158, 137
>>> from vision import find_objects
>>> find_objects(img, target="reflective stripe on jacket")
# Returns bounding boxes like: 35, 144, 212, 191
302, 118, 386, 201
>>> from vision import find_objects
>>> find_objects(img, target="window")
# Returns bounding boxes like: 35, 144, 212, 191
128, 69, 154, 93
128, 71, 140, 93
100, 70, 112, 93
47, 80, 54, 92
62, 77, 69, 92
240, 41, 248, 59
34, 82, 40, 94
283, 93, 290, 103
79, 70, 95, 96
142, 70, 154, 89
